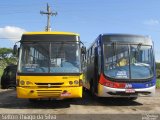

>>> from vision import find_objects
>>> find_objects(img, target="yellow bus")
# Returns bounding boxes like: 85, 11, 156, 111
14, 31, 85, 102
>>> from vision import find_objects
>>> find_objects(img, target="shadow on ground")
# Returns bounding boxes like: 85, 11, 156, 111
0, 89, 143, 109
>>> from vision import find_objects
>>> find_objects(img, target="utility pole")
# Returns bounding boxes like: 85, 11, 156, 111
40, 3, 57, 31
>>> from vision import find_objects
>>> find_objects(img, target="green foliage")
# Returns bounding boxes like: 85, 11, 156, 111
156, 63, 160, 78
156, 69, 160, 78
156, 63, 160, 69
156, 79, 160, 88
0, 48, 12, 58
0, 48, 17, 69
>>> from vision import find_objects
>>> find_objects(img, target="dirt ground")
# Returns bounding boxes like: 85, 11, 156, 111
0, 89, 160, 120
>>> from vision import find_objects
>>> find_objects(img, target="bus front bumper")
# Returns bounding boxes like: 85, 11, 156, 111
17, 87, 82, 99
98, 84, 156, 97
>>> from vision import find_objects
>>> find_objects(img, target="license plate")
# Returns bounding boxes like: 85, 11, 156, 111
125, 89, 135, 93
61, 93, 71, 97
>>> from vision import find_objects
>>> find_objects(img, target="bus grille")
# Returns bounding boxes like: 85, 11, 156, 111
36, 90, 62, 97
35, 82, 64, 88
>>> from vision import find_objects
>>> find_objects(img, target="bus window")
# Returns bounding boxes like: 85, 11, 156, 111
130, 45, 153, 79
104, 44, 129, 79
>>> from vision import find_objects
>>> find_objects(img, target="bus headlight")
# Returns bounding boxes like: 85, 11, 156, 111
74, 80, 79, 84
20, 80, 25, 85
69, 81, 73, 85
26, 81, 32, 85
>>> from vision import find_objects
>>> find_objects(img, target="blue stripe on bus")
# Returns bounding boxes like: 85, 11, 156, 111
129, 78, 156, 89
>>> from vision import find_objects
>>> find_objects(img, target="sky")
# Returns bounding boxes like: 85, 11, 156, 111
0, 0, 160, 62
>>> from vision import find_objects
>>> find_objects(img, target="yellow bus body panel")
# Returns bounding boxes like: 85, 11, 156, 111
16, 75, 82, 99
23, 31, 79, 36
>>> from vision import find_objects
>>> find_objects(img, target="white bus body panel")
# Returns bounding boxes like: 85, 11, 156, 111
98, 83, 155, 97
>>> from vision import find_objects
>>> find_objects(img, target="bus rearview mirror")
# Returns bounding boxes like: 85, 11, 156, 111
13, 45, 18, 55
81, 46, 86, 54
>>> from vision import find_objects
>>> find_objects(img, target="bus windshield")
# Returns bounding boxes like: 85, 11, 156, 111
103, 43, 154, 80
18, 42, 81, 73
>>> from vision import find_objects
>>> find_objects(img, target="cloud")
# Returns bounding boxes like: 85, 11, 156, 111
144, 19, 160, 26
0, 26, 26, 42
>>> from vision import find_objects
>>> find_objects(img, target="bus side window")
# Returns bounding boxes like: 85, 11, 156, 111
98, 46, 101, 74
87, 50, 90, 64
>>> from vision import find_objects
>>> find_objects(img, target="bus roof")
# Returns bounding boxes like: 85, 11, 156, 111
23, 31, 80, 36
87, 33, 152, 50
99, 33, 152, 45
100, 33, 150, 38
21, 31, 80, 42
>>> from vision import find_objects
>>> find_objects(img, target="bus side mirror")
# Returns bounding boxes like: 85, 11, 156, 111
81, 46, 86, 54
13, 45, 18, 55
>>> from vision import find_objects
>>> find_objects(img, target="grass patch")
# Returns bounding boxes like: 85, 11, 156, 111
156, 79, 160, 88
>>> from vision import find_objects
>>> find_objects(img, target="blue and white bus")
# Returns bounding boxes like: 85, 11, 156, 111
83, 34, 156, 100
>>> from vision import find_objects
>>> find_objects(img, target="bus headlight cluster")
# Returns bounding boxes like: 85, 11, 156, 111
69, 80, 79, 85
19, 80, 33, 85
146, 83, 154, 87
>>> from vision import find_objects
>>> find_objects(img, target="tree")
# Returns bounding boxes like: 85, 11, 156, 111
156, 62, 160, 69
0, 48, 17, 69
156, 62, 160, 78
